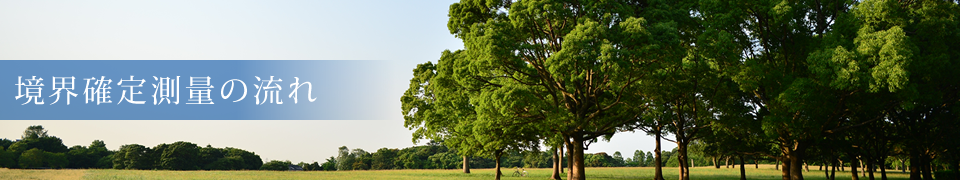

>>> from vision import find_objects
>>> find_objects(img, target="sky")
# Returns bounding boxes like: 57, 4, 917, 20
0, 0, 677, 163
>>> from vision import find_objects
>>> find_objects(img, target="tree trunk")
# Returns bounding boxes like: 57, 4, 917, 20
824, 160, 829, 180
495, 150, 503, 180
851, 159, 860, 180
867, 158, 875, 180
740, 155, 747, 180
831, 160, 837, 180
789, 151, 805, 180
781, 156, 791, 180
880, 158, 888, 180
569, 135, 587, 180
566, 138, 573, 180
714, 156, 720, 169
654, 130, 665, 180
776, 159, 780, 170
756, 157, 759, 169
898, 158, 905, 173
677, 140, 690, 180
909, 153, 920, 180
463, 156, 470, 173
805, 162, 810, 172
729, 156, 733, 168
921, 157, 933, 180
551, 147, 560, 180
561, 143, 565, 174
840, 159, 845, 171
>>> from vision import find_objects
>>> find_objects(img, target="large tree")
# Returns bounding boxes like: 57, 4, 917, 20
403, 50, 488, 174
446, 0, 681, 179
698, 0, 960, 179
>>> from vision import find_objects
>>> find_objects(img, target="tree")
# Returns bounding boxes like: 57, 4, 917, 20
158, 141, 200, 170
445, 0, 686, 179
321, 156, 337, 171
612, 151, 625, 167
22, 125, 48, 140
371, 148, 398, 170
18, 148, 45, 168
261, 160, 289, 171
336, 146, 354, 170
67, 145, 95, 168
113, 144, 151, 170
0, 138, 15, 150
0, 146, 16, 168
402, 50, 489, 174
222, 147, 261, 170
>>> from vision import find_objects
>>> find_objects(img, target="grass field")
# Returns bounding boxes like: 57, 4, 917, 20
0, 164, 914, 180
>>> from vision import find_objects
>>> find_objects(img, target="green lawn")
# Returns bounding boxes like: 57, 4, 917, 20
1, 165, 914, 180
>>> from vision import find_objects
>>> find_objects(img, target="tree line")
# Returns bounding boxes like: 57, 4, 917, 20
310, 142, 689, 171
403, 0, 960, 180
0, 125, 268, 170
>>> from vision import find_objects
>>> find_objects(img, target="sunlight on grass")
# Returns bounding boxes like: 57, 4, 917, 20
0, 168, 85, 180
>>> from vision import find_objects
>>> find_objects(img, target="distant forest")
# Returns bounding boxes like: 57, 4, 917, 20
0, 125, 718, 171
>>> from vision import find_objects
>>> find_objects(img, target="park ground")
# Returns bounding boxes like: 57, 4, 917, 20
0, 164, 913, 180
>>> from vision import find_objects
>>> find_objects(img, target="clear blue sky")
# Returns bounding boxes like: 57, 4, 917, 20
0, 0, 675, 163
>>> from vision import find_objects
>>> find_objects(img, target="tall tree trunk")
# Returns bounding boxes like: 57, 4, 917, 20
851, 159, 860, 180
551, 147, 560, 180
560, 143, 565, 174
781, 156, 791, 180
463, 156, 471, 173
831, 160, 837, 180
789, 150, 805, 180
909, 154, 920, 180
824, 160, 829, 180
495, 150, 503, 180
756, 157, 759, 169
740, 155, 747, 180
880, 157, 888, 180
569, 135, 587, 180
654, 130, 665, 180
565, 138, 573, 180
805, 162, 810, 172
677, 140, 690, 180
921, 156, 933, 180
867, 158, 875, 180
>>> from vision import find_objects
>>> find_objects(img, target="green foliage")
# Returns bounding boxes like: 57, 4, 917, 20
371, 148, 398, 170
260, 160, 290, 171
0, 138, 13, 150
159, 141, 200, 170
296, 161, 320, 171
113, 144, 151, 170
17, 148, 67, 169
321, 156, 337, 171
22, 125, 49, 140
0, 147, 17, 168
18, 148, 44, 168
